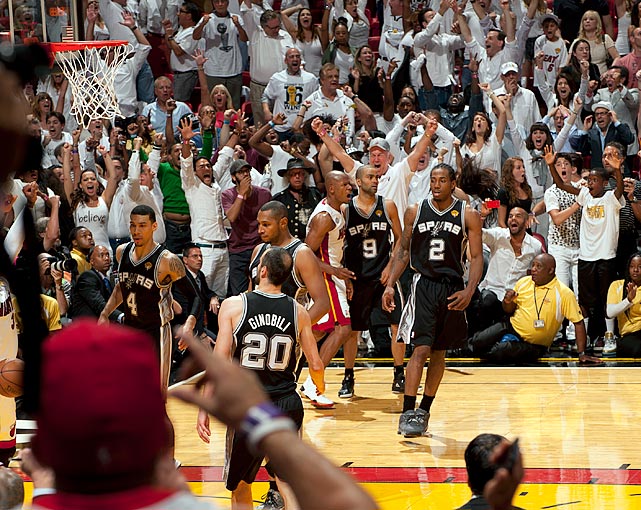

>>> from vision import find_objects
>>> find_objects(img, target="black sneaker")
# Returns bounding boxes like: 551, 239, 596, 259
398, 408, 429, 437
257, 489, 284, 510
392, 373, 405, 394
338, 377, 354, 398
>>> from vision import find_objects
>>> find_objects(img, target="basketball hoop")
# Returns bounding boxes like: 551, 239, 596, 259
46, 40, 132, 130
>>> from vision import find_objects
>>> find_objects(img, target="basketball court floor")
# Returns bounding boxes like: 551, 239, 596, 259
18, 359, 641, 508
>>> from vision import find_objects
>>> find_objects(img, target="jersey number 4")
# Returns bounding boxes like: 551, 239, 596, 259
241, 333, 294, 371
126, 292, 138, 316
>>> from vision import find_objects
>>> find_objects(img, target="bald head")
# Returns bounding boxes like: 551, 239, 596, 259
325, 170, 352, 203
325, 170, 349, 187
531, 253, 556, 285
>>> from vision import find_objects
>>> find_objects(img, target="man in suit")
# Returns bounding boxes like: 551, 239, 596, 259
171, 243, 219, 381
71, 245, 122, 322
174, 243, 220, 339
570, 101, 635, 175
457, 433, 524, 510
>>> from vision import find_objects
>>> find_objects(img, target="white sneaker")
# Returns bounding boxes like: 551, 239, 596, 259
603, 336, 617, 356
300, 376, 335, 409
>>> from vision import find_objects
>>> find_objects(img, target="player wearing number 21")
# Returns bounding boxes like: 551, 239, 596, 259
382, 163, 484, 438
99, 204, 202, 391
197, 246, 325, 510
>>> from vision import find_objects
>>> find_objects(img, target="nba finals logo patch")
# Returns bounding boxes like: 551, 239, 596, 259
145, 262, 152, 271
451, 210, 459, 217
375, 209, 383, 217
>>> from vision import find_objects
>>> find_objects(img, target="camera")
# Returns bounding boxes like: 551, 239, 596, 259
180, 113, 200, 132
46, 256, 78, 273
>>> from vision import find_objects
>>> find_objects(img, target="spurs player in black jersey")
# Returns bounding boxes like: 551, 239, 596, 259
99, 204, 202, 390
199, 247, 325, 510
383, 164, 483, 438
342, 165, 403, 397
248, 201, 329, 326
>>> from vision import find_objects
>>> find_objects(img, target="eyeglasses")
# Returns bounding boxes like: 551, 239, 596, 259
179, 9, 189, 13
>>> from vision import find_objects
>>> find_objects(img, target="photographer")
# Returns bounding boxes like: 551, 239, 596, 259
38, 252, 73, 319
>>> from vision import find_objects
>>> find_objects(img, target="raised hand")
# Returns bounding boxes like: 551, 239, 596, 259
179, 117, 194, 141
120, 10, 136, 29
272, 112, 287, 125
543, 144, 556, 166
627, 282, 637, 301
193, 48, 208, 68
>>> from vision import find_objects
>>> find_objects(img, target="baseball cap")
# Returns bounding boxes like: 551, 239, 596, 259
346, 146, 364, 160
592, 101, 613, 113
32, 320, 168, 487
368, 137, 390, 152
277, 158, 313, 177
230, 159, 252, 175
540, 13, 560, 27
500, 62, 519, 75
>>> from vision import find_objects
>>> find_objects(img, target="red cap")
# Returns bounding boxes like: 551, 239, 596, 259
32, 320, 168, 487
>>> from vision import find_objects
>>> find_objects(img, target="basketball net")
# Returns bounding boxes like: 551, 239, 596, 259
52, 42, 132, 130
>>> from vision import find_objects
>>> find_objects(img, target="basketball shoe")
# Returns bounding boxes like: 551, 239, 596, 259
398, 409, 429, 437
338, 376, 354, 398
392, 373, 405, 393
257, 489, 284, 510
300, 375, 335, 409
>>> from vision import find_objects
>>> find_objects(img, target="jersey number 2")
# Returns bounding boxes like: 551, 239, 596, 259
241, 333, 294, 371
429, 239, 445, 261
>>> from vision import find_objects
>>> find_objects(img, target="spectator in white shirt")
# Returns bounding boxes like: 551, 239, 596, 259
262, 47, 318, 139
455, 0, 534, 90
298, 63, 355, 145
125, 136, 166, 244
98, 0, 155, 103
114, 11, 152, 119
192, 0, 248, 109
163, 2, 202, 102
468, 207, 543, 335
493, 61, 542, 135
178, 118, 229, 298
241, 0, 295, 125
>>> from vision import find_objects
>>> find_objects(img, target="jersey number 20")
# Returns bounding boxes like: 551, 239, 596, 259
241, 333, 294, 371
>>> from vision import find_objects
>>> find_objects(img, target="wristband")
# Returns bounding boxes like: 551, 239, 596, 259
131, 25, 138, 31
236, 194, 245, 201
352, 94, 358, 100
152, 144, 162, 151
578, 351, 585, 357
471, 72, 478, 78
268, 120, 275, 128
241, 402, 297, 454
318, 129, 327, 137
166, 113, 173, 118
71, 149, 79, 154
224, 119, 230, 125
296, 114, 304, 118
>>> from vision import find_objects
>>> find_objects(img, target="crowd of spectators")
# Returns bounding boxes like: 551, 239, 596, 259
9, 0, 641, 363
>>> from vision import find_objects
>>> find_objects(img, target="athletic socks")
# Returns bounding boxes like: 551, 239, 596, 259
419, 395, 435, 413
344, 368, 354, 379
394, 365, 404, 376
403, 395, 416, 413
